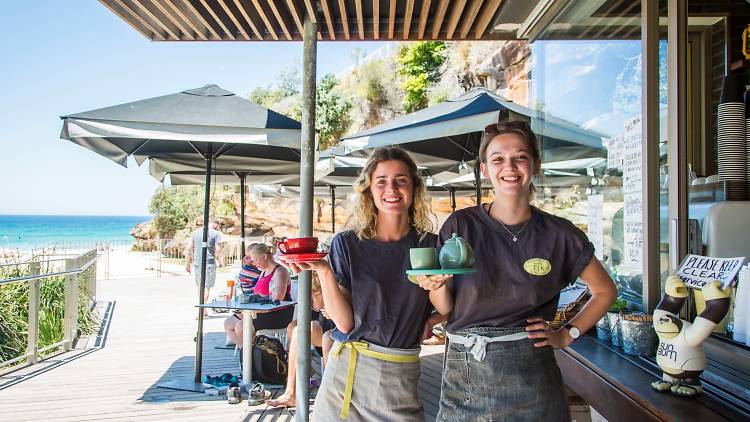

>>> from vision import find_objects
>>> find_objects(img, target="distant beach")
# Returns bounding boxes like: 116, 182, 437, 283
0, 215, 150, 251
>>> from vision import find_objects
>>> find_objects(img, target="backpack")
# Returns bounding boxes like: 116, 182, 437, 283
240, 335, 288, 385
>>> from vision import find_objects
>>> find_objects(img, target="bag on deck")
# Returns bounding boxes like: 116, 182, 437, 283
240, 335, 288, 385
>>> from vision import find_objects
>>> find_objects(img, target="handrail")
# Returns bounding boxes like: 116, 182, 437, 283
0, 249, 98, 374
0, 255, 98, 286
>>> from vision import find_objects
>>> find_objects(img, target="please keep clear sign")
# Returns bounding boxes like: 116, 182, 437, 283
676, 254, 746, 290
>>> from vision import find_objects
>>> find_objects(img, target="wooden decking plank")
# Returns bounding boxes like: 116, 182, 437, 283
0, 274, 448, 421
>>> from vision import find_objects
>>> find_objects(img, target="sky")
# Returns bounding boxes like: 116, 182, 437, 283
0, 1, 384, 216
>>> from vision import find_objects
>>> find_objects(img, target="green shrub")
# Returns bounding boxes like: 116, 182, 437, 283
0, 262, 99, 365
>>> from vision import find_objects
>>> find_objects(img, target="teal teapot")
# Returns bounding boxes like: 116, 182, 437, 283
439, 233, 475, 269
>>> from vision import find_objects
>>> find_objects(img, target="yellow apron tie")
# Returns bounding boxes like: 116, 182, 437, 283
331, 341, 419, 419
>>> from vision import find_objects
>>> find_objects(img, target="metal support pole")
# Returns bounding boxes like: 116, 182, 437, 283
296, 17, 317, 420
27, 261, 41, 364
195, 152, 212, 384
330, 185, 336, 233
240, 173, 247, 256
642, 0, 661, 312
667, 0, 688, 273
474, 157, 482, 205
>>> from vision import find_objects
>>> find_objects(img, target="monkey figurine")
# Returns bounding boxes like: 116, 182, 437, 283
651, 275, 730, 398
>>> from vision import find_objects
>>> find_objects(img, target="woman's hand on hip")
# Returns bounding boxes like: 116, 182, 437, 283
526, 317, 572, 349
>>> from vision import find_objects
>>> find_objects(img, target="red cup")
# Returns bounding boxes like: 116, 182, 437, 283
277, 237, 319, 254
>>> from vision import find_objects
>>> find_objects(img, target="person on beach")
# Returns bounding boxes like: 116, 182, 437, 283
435, 119, 617, 421
224, 243, 295, 345
267, 273, 335, 408
185, 218, 224, 316
288, 147, 453, 421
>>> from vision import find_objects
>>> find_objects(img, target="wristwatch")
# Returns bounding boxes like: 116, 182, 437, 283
565, 324, 581, 341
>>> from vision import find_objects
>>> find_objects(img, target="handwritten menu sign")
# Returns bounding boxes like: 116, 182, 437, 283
622, 116, 642, 194
587, 194, 604, 260
606, 135, 623, 171
621, 115, 642, 269
676, 254, 746, 290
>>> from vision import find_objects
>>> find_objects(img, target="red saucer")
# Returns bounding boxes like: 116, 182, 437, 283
277, 252, 328, 263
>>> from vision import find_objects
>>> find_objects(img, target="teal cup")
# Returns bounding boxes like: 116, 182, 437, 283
410, 247, 439, 270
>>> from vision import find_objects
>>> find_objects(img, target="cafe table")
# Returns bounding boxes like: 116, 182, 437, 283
196, 299, 296, 386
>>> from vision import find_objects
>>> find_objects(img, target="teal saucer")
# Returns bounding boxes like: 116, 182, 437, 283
406, 267, 476, 277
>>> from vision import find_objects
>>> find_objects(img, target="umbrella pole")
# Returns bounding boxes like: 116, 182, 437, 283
296, 17, 317, 420
195, 153, 212, 384
330, 185, 336, 233
474, 157, 481, 205
240, 173, 246, 257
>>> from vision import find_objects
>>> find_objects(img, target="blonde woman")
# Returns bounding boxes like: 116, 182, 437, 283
225, 243, 294, 345
288, 147, 452, 421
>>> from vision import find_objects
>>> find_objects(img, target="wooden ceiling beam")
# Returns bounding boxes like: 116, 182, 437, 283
132, 0, 182, 40
355, 0, 364, 40
337, 0, 350, 40
251, 0, 278, 40
267, 0, 293, 40
217, 0, 250, 40
473, 0, 502, 40
111, 0, 168, 40
161, 0, 207, 40
319, 0, 336, 40
99, 0, 162, 40
431, 0, 450, 40
286, 0, 305, 36
445, 0, 467, 39
181, 0, 221, 40
231, 0, 263, 39
198, 0, 235, 40
372, 0, 379, 39
388, 0, 396, 39
459, 0, 482, 39
417, 0, 431, 40
402, 0, 414, 40
151, 0, 195, 40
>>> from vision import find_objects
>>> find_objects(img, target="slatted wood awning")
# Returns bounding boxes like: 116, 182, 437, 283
98, 0, 520, 42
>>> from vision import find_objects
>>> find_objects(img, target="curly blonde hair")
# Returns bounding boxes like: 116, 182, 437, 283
348, 147, 433, 240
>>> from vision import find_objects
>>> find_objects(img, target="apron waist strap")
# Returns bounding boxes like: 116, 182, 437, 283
331, 341, 419, 419
447, 331, 527, 362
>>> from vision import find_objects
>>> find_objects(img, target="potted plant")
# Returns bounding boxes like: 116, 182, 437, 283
604, 298, 629, 347
619, 312, 658, 356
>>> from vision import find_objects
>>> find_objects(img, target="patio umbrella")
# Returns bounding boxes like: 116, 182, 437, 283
61, 84, 301, 390
340, 88, 606, 204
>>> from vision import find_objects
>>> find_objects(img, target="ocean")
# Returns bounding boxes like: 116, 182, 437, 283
0, 215, 151, 250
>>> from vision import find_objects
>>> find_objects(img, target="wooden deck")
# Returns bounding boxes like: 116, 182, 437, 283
0, 274, 445, 421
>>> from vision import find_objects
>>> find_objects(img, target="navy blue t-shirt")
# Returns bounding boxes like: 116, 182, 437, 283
328, 229, 438, 349
439, 205, 594, 332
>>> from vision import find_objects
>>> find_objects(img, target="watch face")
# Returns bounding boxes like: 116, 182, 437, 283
569, 326, 581, 339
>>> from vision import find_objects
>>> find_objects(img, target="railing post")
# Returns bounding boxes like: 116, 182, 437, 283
27, 261, 41, 365
63, 256, 80, 351
87, 250, 97, 301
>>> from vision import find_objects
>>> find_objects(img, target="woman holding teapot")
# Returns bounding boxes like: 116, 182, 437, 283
436, 119, 617, 421
288, 146, 452, 421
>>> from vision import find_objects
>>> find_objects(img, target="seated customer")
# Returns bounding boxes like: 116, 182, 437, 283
223, 243, 295, 346
237, 243, 262, 292
267, 273, 335, 408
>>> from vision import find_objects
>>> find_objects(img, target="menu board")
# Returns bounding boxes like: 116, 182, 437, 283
587, 194, 604, 260
622, 115, 642, 269
606, 135, 623, 171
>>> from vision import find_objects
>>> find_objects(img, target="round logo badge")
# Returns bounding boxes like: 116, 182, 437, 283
524, 258, 551, 276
